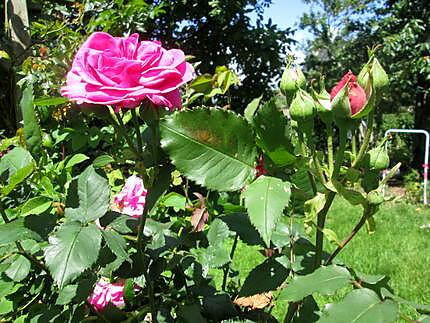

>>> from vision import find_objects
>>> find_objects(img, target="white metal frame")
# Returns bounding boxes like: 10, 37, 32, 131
384, 129, 429, 204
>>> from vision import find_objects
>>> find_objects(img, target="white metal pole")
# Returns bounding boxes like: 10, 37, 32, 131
384, 129, 429, 205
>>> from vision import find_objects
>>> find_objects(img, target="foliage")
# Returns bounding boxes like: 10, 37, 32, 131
300, 0, 430, 166
0, 8, 428, 322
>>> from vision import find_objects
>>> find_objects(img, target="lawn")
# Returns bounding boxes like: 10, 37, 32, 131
218, 197, 430, 321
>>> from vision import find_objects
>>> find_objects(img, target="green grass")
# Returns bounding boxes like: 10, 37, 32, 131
220, 198, 430, 321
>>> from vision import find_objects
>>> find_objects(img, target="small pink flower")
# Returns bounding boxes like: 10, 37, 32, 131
61, 32, 195, 110
113, 175, 147, 218
88, 278, 125, 311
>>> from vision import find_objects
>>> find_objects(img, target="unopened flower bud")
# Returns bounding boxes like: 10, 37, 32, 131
280, 64, 306, 99
371, 58, 389, 89
367, 145, 390, 171
289, 89, 315, 123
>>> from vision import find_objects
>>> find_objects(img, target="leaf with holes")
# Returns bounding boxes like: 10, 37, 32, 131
160, 108, 257, 191
244, 175, 291, 247
44, 222, 101, 288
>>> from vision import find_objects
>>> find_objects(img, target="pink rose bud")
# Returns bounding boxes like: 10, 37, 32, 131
113, 175, 147, 218
88, 278, 125, 311
61, 32, 195, 110
330, 71, 367, 117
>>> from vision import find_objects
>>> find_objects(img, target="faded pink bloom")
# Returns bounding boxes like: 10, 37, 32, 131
113, 175, 147, 218
61, 32, 195, 110
88, 278, 125, 311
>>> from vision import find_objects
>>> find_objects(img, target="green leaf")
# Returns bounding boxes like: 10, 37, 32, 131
220, 213, 263, 246
332, 181, 366, 206
160, 192, 186, 212
239, 257, 290, 297
65, 165, 110, 223
243, 175, 291, 247
202, 294, 237, 321
160, 108, 257, 191
101, 229, 131, 263
207, 218, 230, 246
65, 154, 89, 169
279, 265, 352, 302
0, 147, 35, 195
304, 193, 326, 223
1, 163, 34, 196
56, 284, 78, 305
5, 255, 31, 281
93, 154, 115, 167
381, 288, 430, 314
253, 99, 296, 166
318, 288, 398, 323
34, 96, 68, 107
21, 196, 51, 216
0, 147, 34, 177
0, 299, 13, 315
191, 219, 232, 268
244, 96, 262, 123
0, 218, 42, 245
178, 303, 206, 323
20, 83, 42, 154
44, 222, 101, 288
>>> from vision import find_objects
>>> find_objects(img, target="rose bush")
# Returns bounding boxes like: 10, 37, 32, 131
61, 32, 194, 109
0, 33, 428, 322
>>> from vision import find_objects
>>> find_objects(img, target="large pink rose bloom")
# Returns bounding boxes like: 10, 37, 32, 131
61, 32, 195, 109
88, 278, 125, 311
113, 175, 147, 218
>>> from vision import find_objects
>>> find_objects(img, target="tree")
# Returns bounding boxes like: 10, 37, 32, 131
300, 0, 430, 167
0, 0, 295, 134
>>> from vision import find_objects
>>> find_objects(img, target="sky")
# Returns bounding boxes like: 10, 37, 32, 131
261, 0, 310, 29
249, 0, 313, 61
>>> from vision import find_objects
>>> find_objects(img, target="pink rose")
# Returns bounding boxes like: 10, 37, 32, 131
61, 32, 195, 109
330, 71, 367, 116
113, 175, 147, 218
88, 278, 125, 311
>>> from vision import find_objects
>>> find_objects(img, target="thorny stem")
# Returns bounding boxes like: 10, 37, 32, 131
326, 206, 373, 265
222, 233, 239, 291
314, 128, 348, 268
352, 111, 374, 168
0, 203, 48, 273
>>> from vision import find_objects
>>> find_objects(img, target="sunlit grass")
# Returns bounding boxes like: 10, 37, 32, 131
224, 198, 430, 321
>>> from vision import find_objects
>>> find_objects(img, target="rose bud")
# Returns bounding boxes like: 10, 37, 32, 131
280, 63, 306, 101
370, 58, 389, 90
330, 71, 368, 120
358, 57, 389, 92
366, 145, 390, 171
289, 89, 315, 123
314, 86, 333, 125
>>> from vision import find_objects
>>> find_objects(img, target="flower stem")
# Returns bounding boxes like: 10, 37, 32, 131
325, 206, 372, 265
108, 107, 142, 160
222, 233, 239, 291
352, 111, 374, 168
131, 108, 144, 157
314, 127, 348, 268
326, 125, 334, 175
